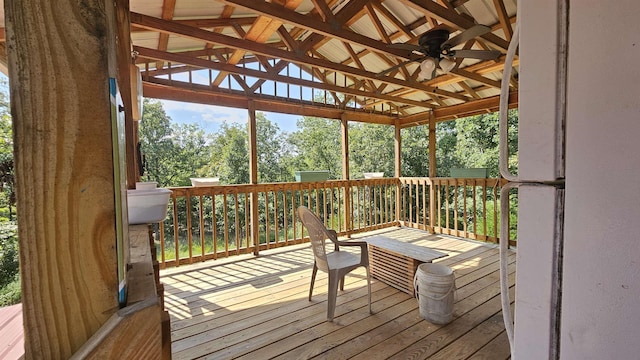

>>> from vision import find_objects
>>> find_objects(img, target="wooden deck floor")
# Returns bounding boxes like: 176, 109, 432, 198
161, 228, 515, 360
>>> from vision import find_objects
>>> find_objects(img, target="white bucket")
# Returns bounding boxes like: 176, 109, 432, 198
414, 263, 456, 324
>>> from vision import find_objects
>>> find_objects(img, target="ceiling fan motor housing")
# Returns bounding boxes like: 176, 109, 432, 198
418, 29, 450, 58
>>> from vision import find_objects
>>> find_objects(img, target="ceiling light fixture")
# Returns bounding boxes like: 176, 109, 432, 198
419, 58, 436, 79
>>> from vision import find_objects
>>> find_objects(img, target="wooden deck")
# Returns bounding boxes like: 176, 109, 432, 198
161, 228, 515, 360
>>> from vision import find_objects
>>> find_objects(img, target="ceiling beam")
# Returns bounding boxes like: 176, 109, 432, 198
399, 91, 519, 127
493, 0, 514, 41
135, 46, 432, 109
131, 17, 257, 32
130, 12, 471, 101
155, 0, 177, 70
142, 80, 397, 124
218, 0, 411, 59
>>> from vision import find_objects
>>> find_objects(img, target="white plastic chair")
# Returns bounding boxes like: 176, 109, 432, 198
297, 206, 372, 321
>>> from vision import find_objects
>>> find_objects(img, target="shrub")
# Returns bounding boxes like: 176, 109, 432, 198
0, 277, 20, 306
0, 221, 19, 289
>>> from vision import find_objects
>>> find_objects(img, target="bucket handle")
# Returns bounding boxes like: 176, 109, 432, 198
414, 271, 456, 301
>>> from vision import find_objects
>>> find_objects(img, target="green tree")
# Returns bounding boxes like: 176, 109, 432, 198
401, 125, 430, 177
139, 99, 212, 186
256, 113, 290, 183
0, 81, 14, 221
214, 122, 249, 184
349, 123, 395, 178
452, 109, 518, 177
288, 117, 341, 179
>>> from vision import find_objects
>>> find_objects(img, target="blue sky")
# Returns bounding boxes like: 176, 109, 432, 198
0, 71, 303, 135
159, 99, 302, 135
155, 65, 313, 135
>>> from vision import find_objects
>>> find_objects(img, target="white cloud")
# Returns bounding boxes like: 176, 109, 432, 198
160, 100, 248, 125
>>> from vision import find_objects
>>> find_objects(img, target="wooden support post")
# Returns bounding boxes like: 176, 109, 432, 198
248, 100, 260, 255
6, 1, 123, 357
394, 119, 402, 224
429, 111, 437, 230
340, 114, 351, 235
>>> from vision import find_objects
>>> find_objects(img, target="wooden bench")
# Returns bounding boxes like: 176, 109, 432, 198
365, 235, 448, 296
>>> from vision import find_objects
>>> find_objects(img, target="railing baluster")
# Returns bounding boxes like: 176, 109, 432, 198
422, 179, 427, 229
493, 180, 499, 242
234, 192, 240, 254
274, 189, 279, 246
265, 191, 270, 249
483, 179, 488, 240
213, 193, 218, 259
283, 189, 288, 246
199, 194, 205, 261
159, 221, 166, 267
472, 180, 477, 240
172, 193, 179, 265
323, 186, 328, 228
244, 192, 250, 250
223, 193, 229, 257
445, 182, 450, 233
463, 179, 468, 238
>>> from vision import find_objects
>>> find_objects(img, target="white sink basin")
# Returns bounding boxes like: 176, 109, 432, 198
127, 188, 172, 224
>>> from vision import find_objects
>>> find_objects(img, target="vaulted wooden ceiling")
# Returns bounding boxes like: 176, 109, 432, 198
0, 0, 519, 127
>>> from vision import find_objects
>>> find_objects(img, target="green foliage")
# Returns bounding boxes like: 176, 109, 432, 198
349, 123, 395, 178
0, 221, 19, 289
0, 79, 15, 221
288, 117, 341, 179
401, 125, 430, 177
0, 277, 20, 307
139, 99, 212, 186
439, 109, 519, 177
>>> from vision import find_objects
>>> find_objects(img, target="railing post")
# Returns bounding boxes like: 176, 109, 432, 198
428, 111, 437, 232
341, 115, 352, 235
428, 179, 436, 232
248, 101, 260, 255
394, 119, 402, 224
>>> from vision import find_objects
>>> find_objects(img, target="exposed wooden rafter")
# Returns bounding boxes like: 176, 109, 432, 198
130, 12, 470, 102
120, 0, 519, 128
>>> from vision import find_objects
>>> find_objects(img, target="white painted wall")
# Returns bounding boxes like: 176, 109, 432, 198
514, 1, 564, 358
516, 1, 640, 359
561, 2, 640, 358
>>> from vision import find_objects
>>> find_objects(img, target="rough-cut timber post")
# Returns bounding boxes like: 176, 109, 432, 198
429, 110, 437, 231
248, 100, 259, 255
5, 1, 120, 357
394, 119, 402, 224
340, 114, 351, 235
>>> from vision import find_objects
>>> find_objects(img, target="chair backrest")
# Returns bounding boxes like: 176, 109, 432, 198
298, 206, 332, 271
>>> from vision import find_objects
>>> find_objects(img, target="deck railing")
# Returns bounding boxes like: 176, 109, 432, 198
399, 177, 511, 243
157, 179, 399, 268
156, 177, 514, 268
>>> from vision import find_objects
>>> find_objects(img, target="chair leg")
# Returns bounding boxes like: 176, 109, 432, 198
309, 264, 318, 301
327, 271, 339, 321
365, 266, 373, 314
339, 275, 345, 291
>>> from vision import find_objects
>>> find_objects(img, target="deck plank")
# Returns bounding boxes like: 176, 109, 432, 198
161, 228, 515, 360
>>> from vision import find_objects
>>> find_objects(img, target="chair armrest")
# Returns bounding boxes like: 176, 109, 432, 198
336, 240, 369, 258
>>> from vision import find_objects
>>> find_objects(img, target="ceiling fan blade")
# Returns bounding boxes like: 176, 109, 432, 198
450, 49, 502, 60
388, 43, 423, 52
376, 58, 423, 77
443, 24, 492, 48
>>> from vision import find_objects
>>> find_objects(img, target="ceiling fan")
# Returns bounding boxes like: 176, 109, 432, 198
379, 24, 502, 79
